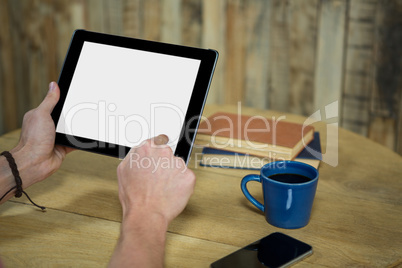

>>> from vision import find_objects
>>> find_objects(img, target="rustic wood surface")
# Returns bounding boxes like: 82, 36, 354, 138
341, 0, 376, 136
0, 104, 401, 267
0, 0, 401, 155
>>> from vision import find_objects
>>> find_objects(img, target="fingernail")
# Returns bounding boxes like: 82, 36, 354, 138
157, 134, 169, 145
49, 82, 56, 92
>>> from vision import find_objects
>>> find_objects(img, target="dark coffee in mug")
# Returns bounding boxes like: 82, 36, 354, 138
269, 173, 311, 184
241, 161, 319, 229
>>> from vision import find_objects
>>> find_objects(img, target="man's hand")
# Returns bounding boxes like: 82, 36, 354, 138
117, 135, 195, 224
11, 82, 74, 187
109, 135, 196, 267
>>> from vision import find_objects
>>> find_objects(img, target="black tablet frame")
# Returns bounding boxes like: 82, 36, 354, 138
51, 30, 218, 162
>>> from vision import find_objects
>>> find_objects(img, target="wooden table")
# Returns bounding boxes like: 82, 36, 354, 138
1, 105, 401, 267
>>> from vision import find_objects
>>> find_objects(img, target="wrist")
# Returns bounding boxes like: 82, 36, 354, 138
0, 149, 47, 209
122, 209, 169, 235
8, 146, 52, 188
0, 154, 15, 200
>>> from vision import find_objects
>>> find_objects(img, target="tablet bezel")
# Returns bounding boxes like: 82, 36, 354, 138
51, 30, 218, 162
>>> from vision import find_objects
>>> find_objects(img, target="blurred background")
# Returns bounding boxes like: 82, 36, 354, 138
0, 0, 401, 155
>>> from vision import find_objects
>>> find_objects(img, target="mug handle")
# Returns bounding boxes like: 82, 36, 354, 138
241, 174, 264, 212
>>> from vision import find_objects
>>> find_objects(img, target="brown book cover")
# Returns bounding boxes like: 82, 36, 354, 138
196, 112, 314, 159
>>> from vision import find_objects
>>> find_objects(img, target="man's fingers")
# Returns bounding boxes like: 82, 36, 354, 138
152, 134, 169, 146
38, 82, 60, 114
124, 134, 170, 162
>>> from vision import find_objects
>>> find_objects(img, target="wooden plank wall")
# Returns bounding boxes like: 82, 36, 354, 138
0, 0, 401, 155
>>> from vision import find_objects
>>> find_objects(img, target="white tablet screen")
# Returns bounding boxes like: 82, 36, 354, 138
56, 41, 201, 152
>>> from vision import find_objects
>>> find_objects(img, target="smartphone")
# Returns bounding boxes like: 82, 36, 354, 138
210, 232, 313, 268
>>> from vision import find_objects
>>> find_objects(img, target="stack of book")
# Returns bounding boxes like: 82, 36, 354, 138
195, 112, 322, 170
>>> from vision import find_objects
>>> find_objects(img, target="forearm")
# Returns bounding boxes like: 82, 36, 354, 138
109, 211, 169, 268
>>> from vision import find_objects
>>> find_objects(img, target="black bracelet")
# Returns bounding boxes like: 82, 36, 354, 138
0, 151, 46, 211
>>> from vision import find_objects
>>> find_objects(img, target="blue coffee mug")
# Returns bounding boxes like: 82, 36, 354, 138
241, 161, 319, 229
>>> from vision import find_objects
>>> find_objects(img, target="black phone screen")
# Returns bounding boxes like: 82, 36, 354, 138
210, 232, 313, 268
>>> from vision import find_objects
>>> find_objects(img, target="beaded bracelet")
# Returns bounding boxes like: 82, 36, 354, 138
0, 151, 46, 211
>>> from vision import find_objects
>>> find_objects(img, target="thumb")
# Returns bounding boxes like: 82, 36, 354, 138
39, 82, 60, 113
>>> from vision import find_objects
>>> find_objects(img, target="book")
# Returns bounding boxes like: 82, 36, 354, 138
195, 112, 315, 160
199, 132, 322, 170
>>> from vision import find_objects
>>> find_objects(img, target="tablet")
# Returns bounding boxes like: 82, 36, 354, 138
52, 30, 218, 162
